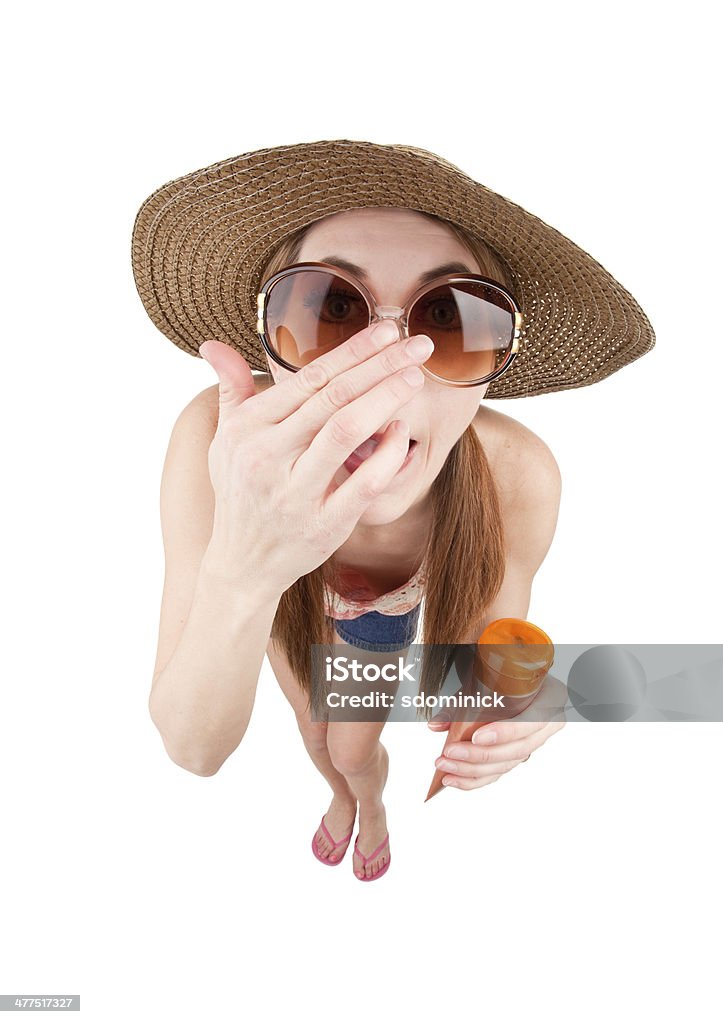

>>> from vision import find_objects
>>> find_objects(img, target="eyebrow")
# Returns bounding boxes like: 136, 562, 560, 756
318, 256, 475, 288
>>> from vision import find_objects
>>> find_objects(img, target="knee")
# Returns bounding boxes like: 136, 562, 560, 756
297, 716, 329, 756
326, 738, 378, 777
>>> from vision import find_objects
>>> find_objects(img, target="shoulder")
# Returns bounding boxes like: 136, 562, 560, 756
170, 384, 219, 436
472, 405, 561, 499
174, 372, 274, 436
471, 405, 562, 574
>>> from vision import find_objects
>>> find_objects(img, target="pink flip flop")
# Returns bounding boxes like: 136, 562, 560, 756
353, 832, 391, 881
311, 814, 354, 866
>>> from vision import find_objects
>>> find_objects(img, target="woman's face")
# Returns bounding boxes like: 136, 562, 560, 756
264, 206, 490, 526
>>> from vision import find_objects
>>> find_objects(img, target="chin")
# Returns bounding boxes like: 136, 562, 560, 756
354, 495, 412, 525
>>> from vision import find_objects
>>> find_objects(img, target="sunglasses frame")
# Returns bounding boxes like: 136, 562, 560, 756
257, 261, 523, 389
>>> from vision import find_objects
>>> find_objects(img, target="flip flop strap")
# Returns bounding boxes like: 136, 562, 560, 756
354, 833, 390, 865
319, 815, 353, 848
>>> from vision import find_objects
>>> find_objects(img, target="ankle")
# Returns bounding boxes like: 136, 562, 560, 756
331, 790, 357, 809
358, 800, 385, 822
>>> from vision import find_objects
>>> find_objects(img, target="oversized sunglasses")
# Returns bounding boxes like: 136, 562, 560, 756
257, 261, 523, 388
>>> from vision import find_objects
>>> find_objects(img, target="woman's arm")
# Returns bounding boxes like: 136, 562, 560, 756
461, 412, 563, 642
148, 385, 283, 776
429, 420, 566, 788
152, 322, 432, 774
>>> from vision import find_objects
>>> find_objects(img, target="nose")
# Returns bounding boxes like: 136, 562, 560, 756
372, 306, 408, 338
374, 305, 405, 319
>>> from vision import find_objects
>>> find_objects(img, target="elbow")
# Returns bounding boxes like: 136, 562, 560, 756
159, 731, 225, 777
148, 694, 225, 777
168, 749, 223, 777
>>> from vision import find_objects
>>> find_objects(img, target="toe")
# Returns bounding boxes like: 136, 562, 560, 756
369, 852, 388, 878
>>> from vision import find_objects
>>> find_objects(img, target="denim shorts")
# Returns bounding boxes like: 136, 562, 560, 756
331, 603, 422, 653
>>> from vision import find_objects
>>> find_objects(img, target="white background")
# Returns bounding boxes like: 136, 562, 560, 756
1, 1, 721, 1021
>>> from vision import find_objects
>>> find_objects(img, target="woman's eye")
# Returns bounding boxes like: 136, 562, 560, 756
303, 288, 365, 321
419, 299, 460, 329
325, 293, 356, 319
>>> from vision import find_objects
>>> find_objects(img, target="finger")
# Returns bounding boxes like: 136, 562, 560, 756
481, 717, 565, 749
325, 418, 414, 517
199, 339, 258, 421
470, 718, 542, 747
252, 318, 403, 423
446, 721, 562, 765
442, 773, 503, 790
282, 331, 434, 461
428, 688, 464, 729
294, 362, 426, 498
436, 755, 528, 778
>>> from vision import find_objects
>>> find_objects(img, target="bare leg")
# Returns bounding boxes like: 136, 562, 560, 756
324, 637, 409, 878
326, 721, 391, 879
267, 632, 410, 876
266, 638, 357, 862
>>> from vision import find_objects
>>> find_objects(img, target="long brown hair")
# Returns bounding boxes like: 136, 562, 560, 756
261, 210, 513, 718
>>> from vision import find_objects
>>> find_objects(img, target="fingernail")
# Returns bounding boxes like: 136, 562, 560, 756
472, 730, 497, 745
372, 320, 399, 345
405, 335, 434, 359
445, 747, 467, 760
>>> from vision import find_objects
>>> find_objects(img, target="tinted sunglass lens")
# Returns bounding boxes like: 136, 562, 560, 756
264, 270, 369, 367
408, 282, 515, 382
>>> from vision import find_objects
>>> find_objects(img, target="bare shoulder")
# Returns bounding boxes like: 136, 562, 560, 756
178, 372, 274, 434
471, 404, 562, 572
171, 383, 220, 438
160, 386, 220, 541
472, 405, 561, 501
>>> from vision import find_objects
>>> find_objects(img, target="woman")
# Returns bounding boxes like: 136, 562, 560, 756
132, 140, 655, 882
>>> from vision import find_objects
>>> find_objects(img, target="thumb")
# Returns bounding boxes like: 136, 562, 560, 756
199, 339, 257, 417
427, 711, 451, 732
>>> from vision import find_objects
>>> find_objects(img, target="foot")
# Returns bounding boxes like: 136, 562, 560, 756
313, 794, 357, 863
353, 805, 390, 879
353, 744, 391, 880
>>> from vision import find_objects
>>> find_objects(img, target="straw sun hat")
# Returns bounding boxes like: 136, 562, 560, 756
131, 139, 655, 399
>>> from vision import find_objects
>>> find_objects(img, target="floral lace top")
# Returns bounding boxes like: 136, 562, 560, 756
323, 559, 428, 621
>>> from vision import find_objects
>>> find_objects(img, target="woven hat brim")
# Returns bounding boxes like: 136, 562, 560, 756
131, 139, 655, 399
